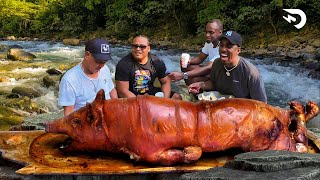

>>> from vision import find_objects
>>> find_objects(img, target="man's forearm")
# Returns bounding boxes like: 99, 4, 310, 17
201, 81, 215, 91
117, 89, 136, 98
186, 66, 211, 78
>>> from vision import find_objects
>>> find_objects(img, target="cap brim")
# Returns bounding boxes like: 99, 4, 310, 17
219, 36, 237, 45
92, 53, 112, 62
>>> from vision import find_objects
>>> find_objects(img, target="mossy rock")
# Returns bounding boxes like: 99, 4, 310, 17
43, 75, 57, 88
0, 105, 24, 131
7, 48, 36, 61
12, 86, 41, 98
3, 96, 39, 113
0, 44, 9, 52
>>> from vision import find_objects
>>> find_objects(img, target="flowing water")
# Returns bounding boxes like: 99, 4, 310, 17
0, 41, 319, 128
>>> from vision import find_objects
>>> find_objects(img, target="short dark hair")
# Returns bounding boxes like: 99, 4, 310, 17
133, 35, 150, 45
207, 19, 223, 30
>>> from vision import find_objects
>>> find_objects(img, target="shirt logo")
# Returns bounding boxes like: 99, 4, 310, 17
225, 31, 233, 36
101, 44, 110, 54
283, 9, 307, 29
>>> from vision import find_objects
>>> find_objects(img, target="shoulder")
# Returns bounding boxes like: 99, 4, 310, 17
239, 57, 260, 76
117, 54, 132, 65
62, 64, 81, 80
203, 42, 213, 48
150, 54, 165, 65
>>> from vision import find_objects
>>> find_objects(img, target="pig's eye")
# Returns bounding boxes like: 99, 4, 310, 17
72, 118, 81, 125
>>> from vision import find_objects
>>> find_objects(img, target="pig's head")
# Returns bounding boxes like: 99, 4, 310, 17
45, 89, 112, 152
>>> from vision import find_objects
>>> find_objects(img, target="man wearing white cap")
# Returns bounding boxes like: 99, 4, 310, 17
58, 38, 117, 116
188, 31, 267, 103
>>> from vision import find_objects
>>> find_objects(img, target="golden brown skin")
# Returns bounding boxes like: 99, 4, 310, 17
45, 90, 319, 166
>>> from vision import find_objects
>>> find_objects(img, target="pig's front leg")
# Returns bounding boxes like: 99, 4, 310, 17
157, 146, 202, 166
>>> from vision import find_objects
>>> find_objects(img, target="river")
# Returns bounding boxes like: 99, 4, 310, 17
0, 40, 319, 128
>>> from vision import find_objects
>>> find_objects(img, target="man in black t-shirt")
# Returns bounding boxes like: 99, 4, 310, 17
188, 31, 267, 103
115, 35, 182, 100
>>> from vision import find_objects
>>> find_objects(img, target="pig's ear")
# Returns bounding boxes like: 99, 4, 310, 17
95, 89, 106, 101
86, 102, 94, 123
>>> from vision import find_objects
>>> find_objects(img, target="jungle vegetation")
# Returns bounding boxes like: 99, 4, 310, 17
0, 0, 319, 47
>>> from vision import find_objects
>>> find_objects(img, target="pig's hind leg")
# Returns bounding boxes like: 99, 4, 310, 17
158, 146, 202, 165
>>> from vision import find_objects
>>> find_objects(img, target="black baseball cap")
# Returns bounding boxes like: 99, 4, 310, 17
219, 31, 242, 47
85, 38, 112, 61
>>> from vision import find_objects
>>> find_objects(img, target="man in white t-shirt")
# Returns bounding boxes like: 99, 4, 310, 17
168, 19, 223, 85
58, 38, 117, 116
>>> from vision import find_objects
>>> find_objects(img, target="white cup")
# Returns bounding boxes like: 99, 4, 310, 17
155, 92, 164, 97
181, 53, 190, 68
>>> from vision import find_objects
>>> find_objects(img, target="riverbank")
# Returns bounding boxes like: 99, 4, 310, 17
2, 27, 320, 79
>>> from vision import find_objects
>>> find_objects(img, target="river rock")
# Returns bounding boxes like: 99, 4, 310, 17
0, 105, 24, 131
63, 38, 81, 46
7, 48, 36, 61
310, 39, 320, 48
308, 70, 320, 79
267, 44, 279, 51
43, 75, 56, 88
299, 45, 316, 54
0, 76, 11, 82
293, 36, 306, 44
11, 86, 41, 98
303, 53, 316, 60
288, 40, 300, 48
6, 36, 16, 40
46, 68, 62, 75
0, 52, 7, 59
286, 51, 300, 59
0, 44, 9, 51
9, 44, 23, 49
180, 150, 320, 180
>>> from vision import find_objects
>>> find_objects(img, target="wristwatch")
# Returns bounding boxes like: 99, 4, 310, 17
183, 72, 188, 80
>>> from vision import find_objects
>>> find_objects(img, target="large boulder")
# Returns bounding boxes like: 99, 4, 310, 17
0, 105, 24, 131
11, 86, 41, 98
7, 48, 36, 61
180, 150, 320, 180
43, 75, 57, 88
63, 39, 81, 46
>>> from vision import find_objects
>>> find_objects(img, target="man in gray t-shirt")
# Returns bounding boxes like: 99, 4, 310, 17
188, 31, 267, 103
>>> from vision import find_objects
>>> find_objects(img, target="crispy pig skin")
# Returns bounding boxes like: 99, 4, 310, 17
45, 90, 319, 166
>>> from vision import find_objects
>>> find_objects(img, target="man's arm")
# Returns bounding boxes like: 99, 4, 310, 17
249, 75, 267, 103
109, 88, 118, 98
189, 52, 208, 65
188, 80, 215, 94
159, 76, 171, 98
116, 80, 136, 98
186, 61, 213, 78
63, 106, 74, 116
169, 61, 213, 81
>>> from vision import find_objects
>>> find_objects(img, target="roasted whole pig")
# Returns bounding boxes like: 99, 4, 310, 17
45, 90, 319, 165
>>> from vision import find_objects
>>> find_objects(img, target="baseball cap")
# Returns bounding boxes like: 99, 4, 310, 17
85, 38, 112, 61
219, 31, 242, 47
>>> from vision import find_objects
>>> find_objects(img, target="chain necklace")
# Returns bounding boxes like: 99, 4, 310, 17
223, 59, 240, 77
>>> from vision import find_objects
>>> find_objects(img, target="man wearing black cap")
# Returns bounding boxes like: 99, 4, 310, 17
58, 38, 117, 116
188, 31, 267, 102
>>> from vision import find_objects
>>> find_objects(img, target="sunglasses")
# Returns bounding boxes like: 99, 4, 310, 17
131, 44, 148, 50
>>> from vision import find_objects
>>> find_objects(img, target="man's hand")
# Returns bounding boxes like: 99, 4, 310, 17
168, 72, 184, 82
188, 82, 203, 94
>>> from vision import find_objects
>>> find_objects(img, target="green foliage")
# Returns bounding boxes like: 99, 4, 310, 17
0, 0, 318, 41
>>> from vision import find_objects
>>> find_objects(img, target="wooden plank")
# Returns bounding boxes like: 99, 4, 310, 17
0, 131, 234, 175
